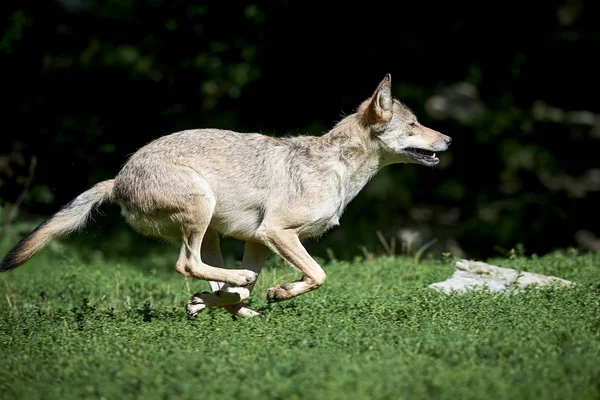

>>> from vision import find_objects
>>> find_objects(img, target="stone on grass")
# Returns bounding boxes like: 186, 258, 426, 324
429, 259, 573, 294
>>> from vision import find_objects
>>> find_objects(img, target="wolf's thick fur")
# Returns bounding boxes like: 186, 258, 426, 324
1, 74, 451, 318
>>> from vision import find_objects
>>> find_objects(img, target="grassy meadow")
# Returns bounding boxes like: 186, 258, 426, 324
1, 237, 599, 399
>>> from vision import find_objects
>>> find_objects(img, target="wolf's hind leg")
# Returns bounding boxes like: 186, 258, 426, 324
175, 193, 257, 288
188, 240, 271, 318
187, 229, 246, 316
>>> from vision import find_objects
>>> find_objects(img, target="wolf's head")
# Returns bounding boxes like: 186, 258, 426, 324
359, 74, 452, 166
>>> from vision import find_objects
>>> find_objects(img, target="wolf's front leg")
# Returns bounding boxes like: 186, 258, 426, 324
221, 241, 270, 317
258, 228, 326, 302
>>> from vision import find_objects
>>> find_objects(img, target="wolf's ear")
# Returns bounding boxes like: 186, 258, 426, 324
367, 74, 393, 124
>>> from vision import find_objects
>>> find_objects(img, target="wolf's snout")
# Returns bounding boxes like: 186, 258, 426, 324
444, 135, 452, 146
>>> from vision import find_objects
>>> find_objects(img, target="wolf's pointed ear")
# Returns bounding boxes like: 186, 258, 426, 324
368, 74, 393, 124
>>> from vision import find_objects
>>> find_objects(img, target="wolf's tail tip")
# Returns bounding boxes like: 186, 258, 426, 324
0, 240, 28, 272
0, 256, 18, 272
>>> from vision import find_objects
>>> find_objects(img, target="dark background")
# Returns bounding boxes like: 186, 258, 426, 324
2, 0, 599, 262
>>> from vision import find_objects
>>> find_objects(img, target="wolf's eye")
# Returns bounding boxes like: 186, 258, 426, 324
410, 122, 417, 128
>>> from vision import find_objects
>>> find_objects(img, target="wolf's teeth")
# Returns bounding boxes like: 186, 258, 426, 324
432, 153, 436, 158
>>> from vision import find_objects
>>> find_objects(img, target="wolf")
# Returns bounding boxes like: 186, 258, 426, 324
0, 74, 451, 318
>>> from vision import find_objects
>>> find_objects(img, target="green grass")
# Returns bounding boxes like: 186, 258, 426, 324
1, 238, 599, 400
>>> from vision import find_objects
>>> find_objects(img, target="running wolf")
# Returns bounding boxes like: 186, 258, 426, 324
0, 74, 452, 318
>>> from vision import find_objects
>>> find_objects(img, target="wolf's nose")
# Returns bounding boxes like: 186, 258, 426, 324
445, 136, 452, 146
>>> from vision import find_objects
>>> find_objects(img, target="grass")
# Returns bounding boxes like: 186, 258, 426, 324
0, 237, 599, 400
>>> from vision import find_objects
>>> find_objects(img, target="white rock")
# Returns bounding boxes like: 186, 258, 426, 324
429, 259, 573, 294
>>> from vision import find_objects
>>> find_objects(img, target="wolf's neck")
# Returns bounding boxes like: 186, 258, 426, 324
321, 114, 381, 207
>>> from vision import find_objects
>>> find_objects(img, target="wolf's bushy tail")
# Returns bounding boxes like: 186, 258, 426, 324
0, 179, 115, 272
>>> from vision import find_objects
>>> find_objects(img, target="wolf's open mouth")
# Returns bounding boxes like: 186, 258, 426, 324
404, 147, 439, 165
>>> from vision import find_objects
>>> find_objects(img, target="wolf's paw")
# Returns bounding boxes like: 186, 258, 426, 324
230, 269, 258, 287
186, 293, 207, 317
266, 282, 293, 302
236, 306, 262, 318
224, 302, 263, 319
